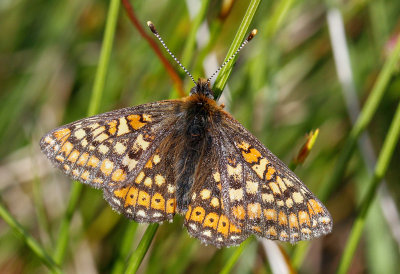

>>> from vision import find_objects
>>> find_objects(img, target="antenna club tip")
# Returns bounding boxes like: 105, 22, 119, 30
247, 29, 258, 41
147, 21, 157, 33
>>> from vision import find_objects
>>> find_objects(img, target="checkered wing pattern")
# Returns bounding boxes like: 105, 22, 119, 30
40, 101, 179, 191
218, 115, 332, 244
104, 141, 177, 222
184, 137, 249, 247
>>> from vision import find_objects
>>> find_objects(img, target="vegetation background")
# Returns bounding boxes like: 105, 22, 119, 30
1, 0, 400, 273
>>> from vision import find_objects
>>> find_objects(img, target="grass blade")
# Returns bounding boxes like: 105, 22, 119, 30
125, 223, 159, 274
53, 0, 121, 264
213, 0, 261, 99
337, 100, 400, 274
0, 202, 62, 273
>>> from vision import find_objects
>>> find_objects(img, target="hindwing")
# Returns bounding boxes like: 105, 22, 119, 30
217, 113, 332, 243
184, 138, 248, 247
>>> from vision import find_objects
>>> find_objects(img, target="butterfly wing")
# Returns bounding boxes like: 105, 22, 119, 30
40, 100, 182, 190
183, 134, 249, 248
218, 113, 332, 244
103, 136, 178, 222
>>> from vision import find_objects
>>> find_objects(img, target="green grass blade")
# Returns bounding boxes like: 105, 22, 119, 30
318, 33, 400, 202
337, 100, 400, 274
125, 223, 159, 274
111, 222, 139, 274
292, 29, 400, 269
0, 202, 62, 273
53, 0, 121, 265
213, 0, 261, 99
219, 237, 253, 274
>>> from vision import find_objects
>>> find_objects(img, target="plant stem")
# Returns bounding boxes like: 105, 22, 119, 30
337, 100, 400, 273
213, 0, 261, 99
0, 202, 62, 273
125, 224, 159, 274
219, 237, 253, 274
53, 0, 120, 264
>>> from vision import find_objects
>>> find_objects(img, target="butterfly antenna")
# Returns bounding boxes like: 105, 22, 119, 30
207, 29, 258, 83
147, 21, 196, 85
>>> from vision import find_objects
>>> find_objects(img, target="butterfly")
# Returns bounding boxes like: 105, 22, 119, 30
40, 22, 332, 248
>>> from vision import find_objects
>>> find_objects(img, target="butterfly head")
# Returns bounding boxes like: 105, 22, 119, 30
190, 78, 214, 100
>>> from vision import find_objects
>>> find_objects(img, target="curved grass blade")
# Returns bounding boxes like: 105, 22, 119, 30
53, 0, 121, 264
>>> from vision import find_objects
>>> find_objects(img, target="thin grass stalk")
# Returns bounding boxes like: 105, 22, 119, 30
0, 202, 62, 273
291, 30, 400, 268
125, 223, 159, 274
219, 237, 253, 274
53, 0, 121, 264
111, 222, 139, 274
213, 0, 261, 99
337, 100, 400, 273
318, 33, 400, 202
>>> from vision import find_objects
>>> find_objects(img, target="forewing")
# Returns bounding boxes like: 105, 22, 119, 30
184, 138, 249, 248
40, 100, 181, 190
219, 114, 332, 243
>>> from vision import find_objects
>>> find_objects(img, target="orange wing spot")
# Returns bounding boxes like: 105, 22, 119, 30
264, 209, 277, 221
267, 227, 277, 237
309, 199, 324, 214
252, 226, 262, 233
203, 213, 219, 229
80, 170, 90, 180
127, 114, 146, 130
266, 167, 276, 180
217, 215, 229, 237
53, 128, 71, 141
67, 150, 80, 163
289, 213, 299, 229
166, 198, 176, 214
112, 169, 127, 182
145, 158, 153, 168
247, 203, 261, 219
77, 152, 89, 166
135, 172, 145, 184
185, 205, 192, 220
232, 205, 245, 220
137, 191, 150, 208
87, 156, 99, 168
108, 120, 117, 135
114, 186, 130, 199
217, 183, 222, 191
229, 223, 242, 233
298, 211, 311, 226
278, 211, 288, 226
151, 192, 165, 211
241, 148, 262, 163
61, 141, 73, 155
55, 155, 65, 162
190, 206, 206, 223
125, 187, 139, 207
101, 159, 114, 176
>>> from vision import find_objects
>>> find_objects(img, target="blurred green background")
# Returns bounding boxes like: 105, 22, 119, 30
1, 0, 400, 273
